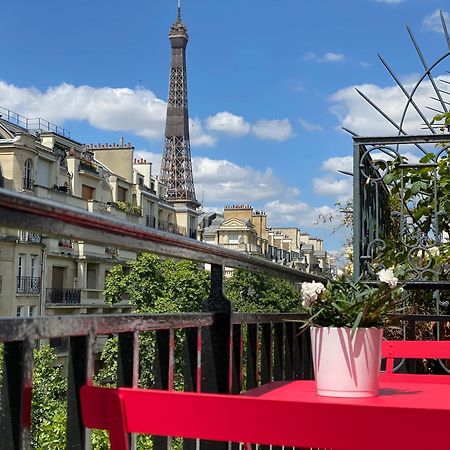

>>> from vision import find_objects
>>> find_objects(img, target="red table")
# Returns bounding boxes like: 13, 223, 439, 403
81, 380, 450, 450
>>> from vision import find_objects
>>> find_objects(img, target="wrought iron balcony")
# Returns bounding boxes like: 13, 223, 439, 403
46, 288, 81, 304
16, 276, 40, 294
145, 214, 156, 228
19, 231, 42, 243
78, 160, 99, 175
22, 177, 35, 191
158, 219, 186, 236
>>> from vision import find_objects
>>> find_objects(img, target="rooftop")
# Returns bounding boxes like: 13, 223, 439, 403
0, 105, 71, 139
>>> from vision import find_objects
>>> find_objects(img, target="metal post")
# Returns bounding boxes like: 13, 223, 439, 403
353, 142, 362, 279
201, 263, 231, 450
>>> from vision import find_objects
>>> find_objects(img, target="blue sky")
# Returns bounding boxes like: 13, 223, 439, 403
1, 0, 449, 256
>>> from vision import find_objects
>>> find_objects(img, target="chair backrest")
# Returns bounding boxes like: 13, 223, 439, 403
381, 340, 450, 383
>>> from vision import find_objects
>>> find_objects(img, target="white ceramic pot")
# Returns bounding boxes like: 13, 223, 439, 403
310, 326, 383, 398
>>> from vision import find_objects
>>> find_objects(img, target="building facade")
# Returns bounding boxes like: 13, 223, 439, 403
198, 205, 336, 275
0, 109, 190, 319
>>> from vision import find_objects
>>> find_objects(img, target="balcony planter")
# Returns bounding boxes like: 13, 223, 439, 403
311, 326, 383, 398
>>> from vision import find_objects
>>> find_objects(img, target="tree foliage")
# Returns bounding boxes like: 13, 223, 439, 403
105, 253, 210, 313
225, 269, 300, 313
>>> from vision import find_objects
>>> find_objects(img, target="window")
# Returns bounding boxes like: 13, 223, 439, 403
81, 184, 95, 201
30, 255, 38, 279
0, 162, 4, 188
23, 159, 33, 190
228, 232, 243, 244
28, 305, 36, 317
18, 254, 25, 279
16, 306, 23, 317
117, 186, 127, 202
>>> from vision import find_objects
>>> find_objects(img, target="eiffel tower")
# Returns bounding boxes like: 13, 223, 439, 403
160, 0, 199, 210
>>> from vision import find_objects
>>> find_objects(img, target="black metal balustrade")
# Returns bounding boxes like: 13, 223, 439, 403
18, 231, 42, 243
145, 215, 156, 228
0, 188, 326, 450
158, 219, 187, 236
46, 288, 81, 304
16, 277, 40, 294
78, 160, 99, 175
22, 177, 34, 191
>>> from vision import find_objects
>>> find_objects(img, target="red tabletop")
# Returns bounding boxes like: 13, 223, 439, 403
83, 380, 450, 450
238, 380, 450, 449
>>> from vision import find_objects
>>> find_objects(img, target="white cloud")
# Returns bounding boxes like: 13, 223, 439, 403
264, 200, 340, 231
423, 9, 450, 33
263, 200, 309, 223
205, 111, 250, 136
0, 80, 215, 147
322, 156, 353, 174
192, 157, 287, 202
189, 117, 217, 147
305, 52, 346, 63
252, 118, 293, 141
329, 75, 450, 136
323, 52, 346, 63
134, 150, 162, 175
299, 118, 324, 132
313, 177, 353, 201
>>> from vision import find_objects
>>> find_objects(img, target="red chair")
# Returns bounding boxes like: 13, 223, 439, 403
80, 385, 287, 450
381, 340, 450, 383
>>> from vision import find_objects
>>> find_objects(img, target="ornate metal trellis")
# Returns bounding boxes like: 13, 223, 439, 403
351, 12, 450, 370
354, 134, 450, 285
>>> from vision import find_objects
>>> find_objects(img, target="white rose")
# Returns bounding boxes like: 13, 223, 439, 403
301, 281, 325, 307
377, 268, 398, 288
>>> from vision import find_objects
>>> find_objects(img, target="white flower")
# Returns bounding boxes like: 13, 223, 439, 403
429, 246, 440, 257
301, 281, 326, 308
377, 268, 398, 288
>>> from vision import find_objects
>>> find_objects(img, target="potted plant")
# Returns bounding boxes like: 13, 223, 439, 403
301, 269, 402, 398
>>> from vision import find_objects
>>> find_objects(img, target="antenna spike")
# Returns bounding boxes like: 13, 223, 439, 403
178, 0, 181, 19
355, 88, 427, 153
406, 23, 448, 113
342, 127, 359, 136
440, 10, 450, 51
378, 53, 436, 134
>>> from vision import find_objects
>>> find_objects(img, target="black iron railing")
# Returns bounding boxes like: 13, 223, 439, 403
22, 177, 34, 191
16, 276, 40, 294
0, 188, 327, 449
145, 215, 156, 228
46, 288, 81, 304
18, 231, 42, 243
157, 219, 186, 236
78, 160, 99, 175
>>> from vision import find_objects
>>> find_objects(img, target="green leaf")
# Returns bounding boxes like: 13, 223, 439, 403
351, 311, 363, 339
